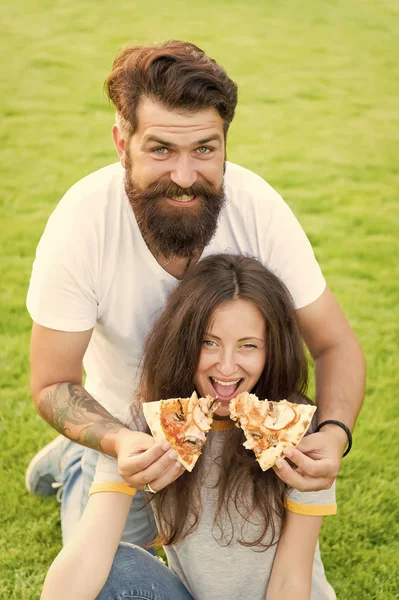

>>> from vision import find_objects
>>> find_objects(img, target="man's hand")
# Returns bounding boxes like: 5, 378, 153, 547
115, 428, 185, 492
273, 426, 348, 492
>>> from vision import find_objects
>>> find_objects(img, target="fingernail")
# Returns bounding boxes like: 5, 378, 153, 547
276, 459, 284, 469
284, 449, 292, 458
162, 442, 171, 451
168, 450, 177, 459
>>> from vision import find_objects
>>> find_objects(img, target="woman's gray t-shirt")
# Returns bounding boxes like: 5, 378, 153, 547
94, 423, 336, 599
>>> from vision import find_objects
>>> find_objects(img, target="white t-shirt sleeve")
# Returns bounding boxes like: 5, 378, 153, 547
266, 198, 326, 310
284, 481, 337, 516
93, 453, 124, 484
90, 453, 136, 497
27, 196, 98, 332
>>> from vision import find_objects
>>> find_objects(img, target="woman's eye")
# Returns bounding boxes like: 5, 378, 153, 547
241, 343, 257, 349
203, 339, 216, 347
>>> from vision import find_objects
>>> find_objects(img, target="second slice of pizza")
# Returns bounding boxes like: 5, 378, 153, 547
229, 392, 316, 471
143, 392, 220, 471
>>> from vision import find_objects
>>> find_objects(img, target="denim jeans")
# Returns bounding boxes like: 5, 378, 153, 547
60, 442, 157, 548
97, 543, 194, 600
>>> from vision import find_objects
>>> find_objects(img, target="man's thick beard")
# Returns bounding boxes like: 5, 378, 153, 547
124, 163, 226, 258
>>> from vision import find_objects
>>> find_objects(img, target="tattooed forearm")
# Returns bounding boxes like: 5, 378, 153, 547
38, 382, 126, 455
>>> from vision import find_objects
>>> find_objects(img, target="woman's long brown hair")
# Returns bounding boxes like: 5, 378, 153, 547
139, 254, 310, 549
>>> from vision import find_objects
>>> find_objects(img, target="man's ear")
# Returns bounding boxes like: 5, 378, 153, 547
112, 125, 127, 167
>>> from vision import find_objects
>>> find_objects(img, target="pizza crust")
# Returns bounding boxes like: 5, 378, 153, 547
142, 401, 166, 442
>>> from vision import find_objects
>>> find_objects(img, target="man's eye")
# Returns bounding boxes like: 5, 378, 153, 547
197, 146, 211, 154
153, 147, 169, 154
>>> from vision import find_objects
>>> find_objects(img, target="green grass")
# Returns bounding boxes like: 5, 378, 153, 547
1, 0, 398, 598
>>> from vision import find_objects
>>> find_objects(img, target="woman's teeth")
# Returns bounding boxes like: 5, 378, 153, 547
212, 378, 241, 387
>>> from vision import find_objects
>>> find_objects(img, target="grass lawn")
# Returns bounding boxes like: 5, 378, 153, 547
1, 0, 398, 598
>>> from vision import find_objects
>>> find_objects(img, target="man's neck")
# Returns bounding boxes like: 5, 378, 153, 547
161, 255, 201, 279
137, 225, 202, 278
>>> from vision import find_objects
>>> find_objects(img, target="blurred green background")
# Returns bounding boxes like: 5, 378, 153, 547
1, 0, 398, 598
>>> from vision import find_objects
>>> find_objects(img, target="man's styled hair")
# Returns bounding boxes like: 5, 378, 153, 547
105, 40, 238, 138
138, 254, 310, 550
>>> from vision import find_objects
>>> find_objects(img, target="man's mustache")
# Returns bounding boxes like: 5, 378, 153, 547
137, 178, 221, 201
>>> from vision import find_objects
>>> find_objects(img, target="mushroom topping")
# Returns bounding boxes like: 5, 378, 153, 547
266, 435, 279, 447
192, 404, 213, 432
264, 405, 296, 430
182, 436, 205, 449
248, 431, 263, 439
268, 402, 279, 423
176, 399, 185, 420
209, 398, 219, 411
243, 430, 265, 451
199, 395, 219, 413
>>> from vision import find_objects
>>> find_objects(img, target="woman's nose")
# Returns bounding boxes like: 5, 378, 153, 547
217, 349, 237, 376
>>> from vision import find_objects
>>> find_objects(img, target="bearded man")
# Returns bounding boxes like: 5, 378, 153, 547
26, 41, 365, 548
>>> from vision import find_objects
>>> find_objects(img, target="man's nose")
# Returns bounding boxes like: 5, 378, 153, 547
169, 156, 197, 189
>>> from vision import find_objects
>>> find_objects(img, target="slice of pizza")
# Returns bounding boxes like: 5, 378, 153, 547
142, 392, 220, 471
229, 392, 316, 471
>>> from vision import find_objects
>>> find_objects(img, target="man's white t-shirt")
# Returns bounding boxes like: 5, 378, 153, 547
27, 161, 325, 425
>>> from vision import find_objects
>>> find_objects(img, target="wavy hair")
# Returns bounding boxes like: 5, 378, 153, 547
105, 40, 238, 139
139, 254, 310, 549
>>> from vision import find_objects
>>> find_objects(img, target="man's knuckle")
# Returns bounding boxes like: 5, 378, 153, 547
306, 464, 317, 477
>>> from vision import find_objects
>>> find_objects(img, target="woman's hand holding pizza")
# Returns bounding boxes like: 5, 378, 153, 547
114, 428, 185, 492
273, 426, 348, 492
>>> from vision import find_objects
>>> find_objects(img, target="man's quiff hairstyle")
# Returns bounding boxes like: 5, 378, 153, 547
105, 40, 238, 139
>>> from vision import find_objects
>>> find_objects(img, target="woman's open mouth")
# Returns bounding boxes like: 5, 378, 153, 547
209, 377, 243, 401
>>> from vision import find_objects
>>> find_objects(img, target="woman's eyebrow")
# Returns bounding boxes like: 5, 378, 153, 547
204, 333, 264, 342
204, 332, 220, 339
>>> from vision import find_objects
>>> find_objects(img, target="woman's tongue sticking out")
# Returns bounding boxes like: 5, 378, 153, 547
210, 378, 242, 400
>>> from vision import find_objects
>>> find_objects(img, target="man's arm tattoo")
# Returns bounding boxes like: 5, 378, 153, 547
38, 382, 125, 452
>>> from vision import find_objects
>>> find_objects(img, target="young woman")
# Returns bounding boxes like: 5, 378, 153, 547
42, 254, 336, 600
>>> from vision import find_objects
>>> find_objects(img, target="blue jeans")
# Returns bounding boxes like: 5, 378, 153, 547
60, 443, 157, 548
97, 543, 194, 600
